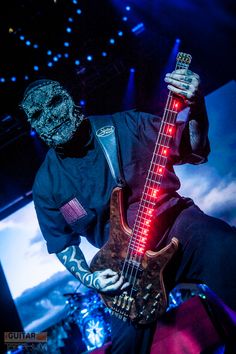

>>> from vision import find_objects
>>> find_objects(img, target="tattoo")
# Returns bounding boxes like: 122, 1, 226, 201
182, 83, 189, 90
189, 119, 201, 150
57, 246, 100, 289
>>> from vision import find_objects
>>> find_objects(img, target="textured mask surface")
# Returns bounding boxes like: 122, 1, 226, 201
21, 81, 83, 147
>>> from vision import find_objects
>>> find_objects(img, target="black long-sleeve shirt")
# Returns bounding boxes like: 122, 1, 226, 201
33, 107, 210, 253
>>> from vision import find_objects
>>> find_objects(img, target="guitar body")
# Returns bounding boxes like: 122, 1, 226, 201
90, 187, 179, 324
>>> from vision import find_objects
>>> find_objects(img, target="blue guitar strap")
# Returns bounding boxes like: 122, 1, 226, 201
88, 115, 126, 188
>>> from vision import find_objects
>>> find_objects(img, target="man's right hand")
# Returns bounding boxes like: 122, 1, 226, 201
88, 269, 130, 294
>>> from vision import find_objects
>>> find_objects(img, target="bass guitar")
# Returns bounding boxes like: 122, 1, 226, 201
90, 52, 192, 324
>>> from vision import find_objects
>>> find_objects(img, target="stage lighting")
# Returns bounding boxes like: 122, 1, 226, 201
75, 59, 80, 65
0, 78, 5, 83
109, 38, 115, 44
66, 27, 72, 33
72, 0, 78, 4
48, 62, 53, 67
33, 44, 39, 49
80, 99, 86, 106
175, 38, 181, 43
87, 55, 93, 61
64, 53, 69, 58
25, 40, 31, 46
64, 41, 70, 47
131, 23, 145, 35
53, 56, 58, 62
33, 65, 39, 71
118, 31, 123, 36
30, 129, 36, 137
126, 6, 131, 11
68, 17, 74, 22
122, 16, 128, 21
47, 50, 52, 55
102, 52, 107, 57
19, 35, 25, 40
130, 68, 135, 73
11, 77, 16, 82
24, 76, 29, 80
76, 9, 82, 14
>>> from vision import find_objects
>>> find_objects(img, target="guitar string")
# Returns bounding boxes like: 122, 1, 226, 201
127, 62, 189, 291
122, 61, 188, 296
121, 90, 176, 296
119, 58, 190, 314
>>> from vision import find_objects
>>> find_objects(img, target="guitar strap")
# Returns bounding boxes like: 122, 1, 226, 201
88, 115, 126, 188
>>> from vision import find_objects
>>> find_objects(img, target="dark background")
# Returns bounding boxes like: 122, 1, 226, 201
0, 0, 235, 216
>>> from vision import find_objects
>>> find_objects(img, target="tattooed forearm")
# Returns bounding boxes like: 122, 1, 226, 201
56, 246, 98, 289
189, 119, 202, 151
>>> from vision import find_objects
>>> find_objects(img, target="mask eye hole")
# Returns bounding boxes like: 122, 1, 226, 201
48, 95, 63, 107
31, 110, 42, 121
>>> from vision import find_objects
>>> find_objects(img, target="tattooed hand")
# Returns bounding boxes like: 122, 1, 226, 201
57, 245, 129, 294
87, 269, 129, 294
164, 69, 200, 103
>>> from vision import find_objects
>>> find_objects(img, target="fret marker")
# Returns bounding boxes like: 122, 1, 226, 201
152, 190, 158, 197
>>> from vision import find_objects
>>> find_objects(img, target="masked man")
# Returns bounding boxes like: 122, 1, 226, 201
21, 70, 236, 353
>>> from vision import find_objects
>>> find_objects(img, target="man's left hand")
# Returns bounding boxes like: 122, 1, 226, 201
164, 69, 200, 102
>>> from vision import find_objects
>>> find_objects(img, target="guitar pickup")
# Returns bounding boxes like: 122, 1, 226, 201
122, 260, 143, 279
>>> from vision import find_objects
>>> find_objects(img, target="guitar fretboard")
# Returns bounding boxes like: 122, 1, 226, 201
124, 53, 192, 261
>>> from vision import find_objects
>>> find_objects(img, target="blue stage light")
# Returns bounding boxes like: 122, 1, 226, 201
33, 44, 39, 49
24, 75, 29, 80
109, 38, 115, 44
57, 53, 62, 58
33, 65, 39, 71
64, 41, 70, 47
122, 16, 128, 21
64, 53, 69, 58
76, 9, 82, 14
87, 55, 93, 61
25, 40, 31, 46
48, 62, 53, 67
47, 50, 52, 55
72, 0, 78, 4
66, 27, 72, 33
118, 31, 123, 36
79, 99, 86, 106
19, 35, 25, 40
30, 129, 36, 137
75, 59, 80, 65
0, 78, 5, 83
53, 56, 59, 62
102, 51, 107, 57
68, 17, 74, 22
126, 5, 131, 11
130, 68, 135, 73
11, 76, 17, 82
131, 22, 145, 35
175, 38, 181, 43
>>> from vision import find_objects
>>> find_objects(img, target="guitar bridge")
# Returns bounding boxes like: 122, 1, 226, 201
111, 293, 134, 321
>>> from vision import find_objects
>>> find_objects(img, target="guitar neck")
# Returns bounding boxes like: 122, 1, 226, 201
126, 52, 192, 258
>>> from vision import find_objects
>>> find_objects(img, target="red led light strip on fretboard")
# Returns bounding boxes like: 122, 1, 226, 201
126, 56, 192, 259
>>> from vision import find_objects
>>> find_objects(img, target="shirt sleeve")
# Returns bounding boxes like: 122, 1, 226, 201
33, 178, 81, 254
137, 97, 210, 166
173, 97, 210, 165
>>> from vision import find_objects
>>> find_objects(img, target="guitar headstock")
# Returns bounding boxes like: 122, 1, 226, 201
176, 52, 192, 70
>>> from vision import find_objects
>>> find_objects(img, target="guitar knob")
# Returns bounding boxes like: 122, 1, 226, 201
145, 284, 152, 290
143, 293, 150, 301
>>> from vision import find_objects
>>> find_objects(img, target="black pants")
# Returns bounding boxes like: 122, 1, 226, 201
110, 204, 236, 353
